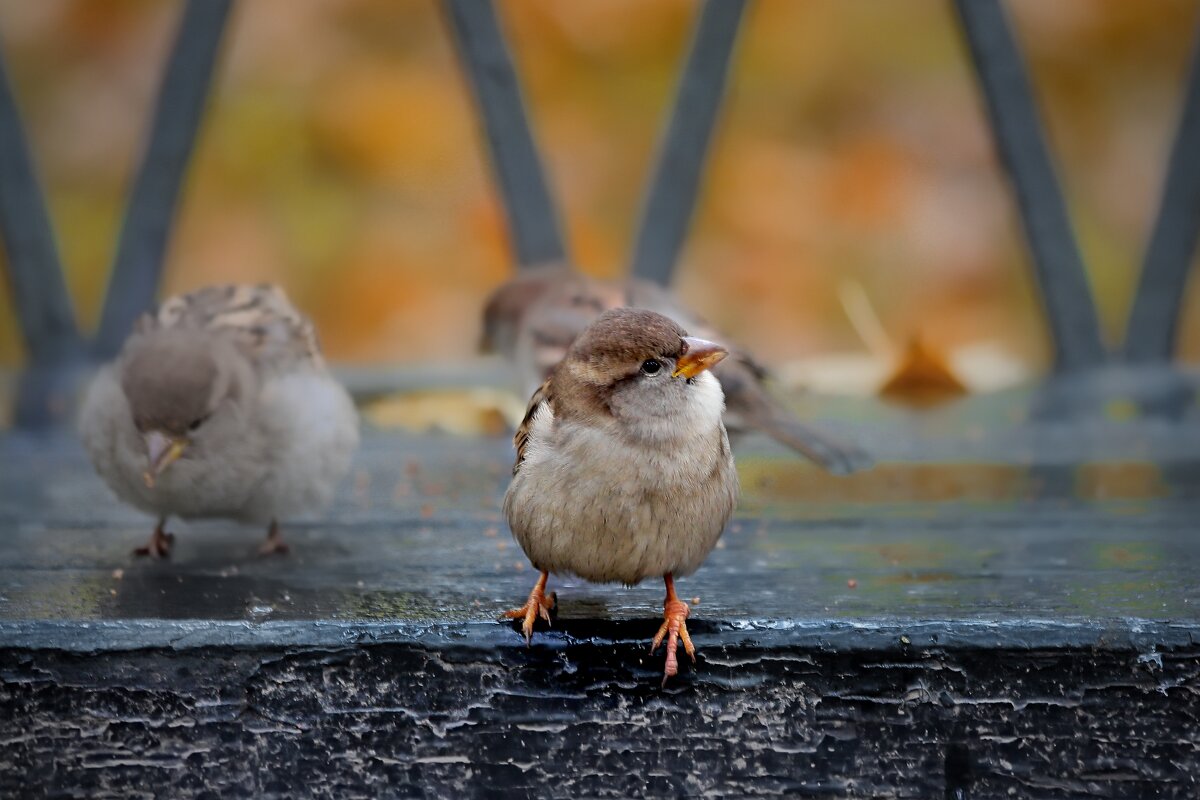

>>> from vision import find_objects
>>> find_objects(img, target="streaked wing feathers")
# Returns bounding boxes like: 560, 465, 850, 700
513, 377, 553, 475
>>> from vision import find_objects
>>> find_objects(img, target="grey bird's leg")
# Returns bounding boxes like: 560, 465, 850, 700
134, 517, 175, 558
258, 519, 290, 556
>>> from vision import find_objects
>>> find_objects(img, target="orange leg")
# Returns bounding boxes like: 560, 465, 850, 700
650, 574, 696, 685
134, 518, 174, 558
258, 520, 290, 556
503, 570, 555, 644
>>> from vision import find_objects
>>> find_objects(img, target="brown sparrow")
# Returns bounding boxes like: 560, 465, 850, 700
503, 307, 739, 684
78, 284, 359, 557
483, 267, 871, 474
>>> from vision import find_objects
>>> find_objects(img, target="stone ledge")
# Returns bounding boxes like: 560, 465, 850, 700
2, 617, 1198, 655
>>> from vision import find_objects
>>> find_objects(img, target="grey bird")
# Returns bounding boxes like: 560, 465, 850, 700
79, 284, 359, 557
483, 266, 871, 475
503, 308, 739, 684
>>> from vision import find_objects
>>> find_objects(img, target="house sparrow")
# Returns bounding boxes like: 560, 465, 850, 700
78, 284, 359, 557
483, 267, 871, 474
503, 308, 739, 684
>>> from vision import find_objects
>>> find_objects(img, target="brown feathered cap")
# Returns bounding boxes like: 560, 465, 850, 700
566, 308, 688, 370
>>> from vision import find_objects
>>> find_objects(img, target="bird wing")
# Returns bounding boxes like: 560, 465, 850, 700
136, 284, 323, 372
513, 376, 553, 475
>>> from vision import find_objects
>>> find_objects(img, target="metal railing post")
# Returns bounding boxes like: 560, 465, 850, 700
954, 0, 1107, 372
630, 0, 747, 286
0, 51, 84, 370
444, 0, 567, 268
94, 0, 233, 358
1123, 26, 1200, 363
0, 47, 88, 426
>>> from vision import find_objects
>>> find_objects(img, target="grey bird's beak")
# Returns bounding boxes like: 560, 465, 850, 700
142, 431, 188, 488
672, 337, 728, 379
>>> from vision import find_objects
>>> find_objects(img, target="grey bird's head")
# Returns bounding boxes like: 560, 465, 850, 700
119, 329, 251, 487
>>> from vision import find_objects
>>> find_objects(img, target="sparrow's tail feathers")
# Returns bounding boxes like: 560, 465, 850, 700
759, 413, 873, 476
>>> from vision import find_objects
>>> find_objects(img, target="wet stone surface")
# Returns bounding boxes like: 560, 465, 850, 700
1, 407, 1199, 797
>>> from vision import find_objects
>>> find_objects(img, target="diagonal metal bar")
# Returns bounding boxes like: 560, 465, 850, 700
0, 48, 84, 366
444, 0, 566, 268
954, 0, 1107, 372
1123, 27, 1200, 363
93, 0, 233, 358
630, 0, 746, 286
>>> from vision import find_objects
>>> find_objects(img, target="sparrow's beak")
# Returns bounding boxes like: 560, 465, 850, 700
142, 431, 188, 488
672, 337, 728, 379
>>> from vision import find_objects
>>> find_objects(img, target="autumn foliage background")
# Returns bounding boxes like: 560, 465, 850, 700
1, 0, 1198, 375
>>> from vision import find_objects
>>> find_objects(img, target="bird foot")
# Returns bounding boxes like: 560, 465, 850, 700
134, 526, 174, 558
503, 572, 555, 644
651, 597, 695, 685
258, 523, 290, 556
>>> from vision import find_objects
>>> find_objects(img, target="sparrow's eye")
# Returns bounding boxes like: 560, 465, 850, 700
188, 416, 209, 432
640, 359, 662, 376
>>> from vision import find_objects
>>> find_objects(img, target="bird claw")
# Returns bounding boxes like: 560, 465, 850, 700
134, 527, 174, 559
503, 574, 555, 644
258, 521, 290, 556
257, 538, 290, 556
651, 597, 695, 686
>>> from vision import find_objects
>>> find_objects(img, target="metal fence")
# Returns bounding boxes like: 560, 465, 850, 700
2, 0, 1198, 428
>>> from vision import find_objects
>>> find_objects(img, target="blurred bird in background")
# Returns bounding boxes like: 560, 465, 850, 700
483, 266, 871, 475
79, 284, 359, 557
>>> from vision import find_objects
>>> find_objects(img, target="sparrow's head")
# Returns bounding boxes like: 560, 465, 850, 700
515, 274, 630, 386
480, 265, 576, 356
558, 307, 728, 442
120, 329, 249, 487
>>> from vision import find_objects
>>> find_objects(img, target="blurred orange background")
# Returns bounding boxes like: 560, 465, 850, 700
0, 0, 1197, 373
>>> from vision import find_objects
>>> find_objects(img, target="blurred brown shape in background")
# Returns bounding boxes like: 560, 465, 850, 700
0, 0, 1197, 376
